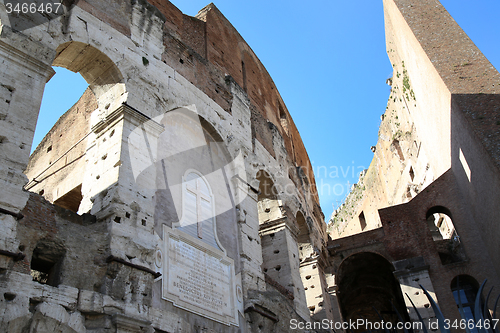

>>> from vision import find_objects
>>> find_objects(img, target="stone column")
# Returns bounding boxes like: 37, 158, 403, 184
0, 25, 55, 251
300, 257, 337, 323
324, 273, 344, 325
259, 204, 309, 320
393, 257, 438, 333
237, 185, 266, 295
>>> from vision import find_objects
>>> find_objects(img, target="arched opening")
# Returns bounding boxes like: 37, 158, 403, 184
256, 170, 281, 224
23, 42, 124, 214
257, 170, 278, 201
337, 252, 411, 332
296, 211, 311, 259
451, 275, 480, 332
256, 170, 288, 284
426, 206, 465, 265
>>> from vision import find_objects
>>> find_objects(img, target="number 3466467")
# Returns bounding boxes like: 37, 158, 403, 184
5, 2, 63, 14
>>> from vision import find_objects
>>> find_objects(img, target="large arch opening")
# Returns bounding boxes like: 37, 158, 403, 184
337, 252, 411, 332
24, 42, 124, 214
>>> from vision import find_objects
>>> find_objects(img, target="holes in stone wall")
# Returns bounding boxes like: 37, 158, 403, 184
359, 211, 367, 230
241, 61, 247, 92
114, 216, 121, 223
4, 292, 16, 301
46, 145, 52, 153
29, 298, 42, 313
30, 240, 65, 287
279, 103, 289, 136
142, 219, 147, 226
125, 212, 131, 218
391, 139, 405, 161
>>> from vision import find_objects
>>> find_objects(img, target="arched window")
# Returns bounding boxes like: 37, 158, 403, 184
426, 206, 455, 241
179, 171, 221, 251
256, 170, 281, 224
426, 206, 465, 264
451, 275, 480, 333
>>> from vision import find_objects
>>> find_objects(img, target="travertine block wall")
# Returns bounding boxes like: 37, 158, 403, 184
0, 0, 328, 331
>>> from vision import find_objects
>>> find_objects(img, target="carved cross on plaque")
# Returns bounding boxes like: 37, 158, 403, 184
186, 177, 211, 239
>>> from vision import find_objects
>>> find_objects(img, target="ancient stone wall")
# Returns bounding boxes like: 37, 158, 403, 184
0, 0, 328, 331
327, 0, 500, 329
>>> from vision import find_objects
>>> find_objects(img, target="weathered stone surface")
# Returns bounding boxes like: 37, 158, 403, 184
1, 0, 499, 331
327, 0, 500, 330
0, 0, 326, 332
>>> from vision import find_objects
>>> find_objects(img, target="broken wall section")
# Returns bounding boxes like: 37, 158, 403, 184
25, 88, 97, 214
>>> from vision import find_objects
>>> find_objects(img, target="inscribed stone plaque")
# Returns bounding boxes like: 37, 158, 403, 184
162, 226, 238, 326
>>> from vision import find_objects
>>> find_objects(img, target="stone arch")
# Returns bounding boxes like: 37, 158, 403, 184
336, 252, 410, 331
296, 211, 310, 243
426, 206, 465, 264
52, 41, 125, 100
256, 169, 279, 202
296, 211, 312, 260
256, 168, 309, 317
24, 41, 125, 214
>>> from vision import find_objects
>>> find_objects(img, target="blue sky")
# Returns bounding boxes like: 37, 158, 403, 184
33, 0, 500, 221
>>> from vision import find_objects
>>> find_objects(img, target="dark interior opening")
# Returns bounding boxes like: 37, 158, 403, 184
30, 240, 65, 287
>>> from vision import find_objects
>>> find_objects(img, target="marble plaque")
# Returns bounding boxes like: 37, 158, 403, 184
162, 226, 238, 326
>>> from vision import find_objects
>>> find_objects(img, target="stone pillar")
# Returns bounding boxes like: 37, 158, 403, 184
324, 273, 344, 325
393, 257, 438, 333
0, 26, 55, 212
300, 258, 336, 323
81, 103, 163, 269
237, 185, 266, 295
0, 25, 55, 251
259, 203, 309, 320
